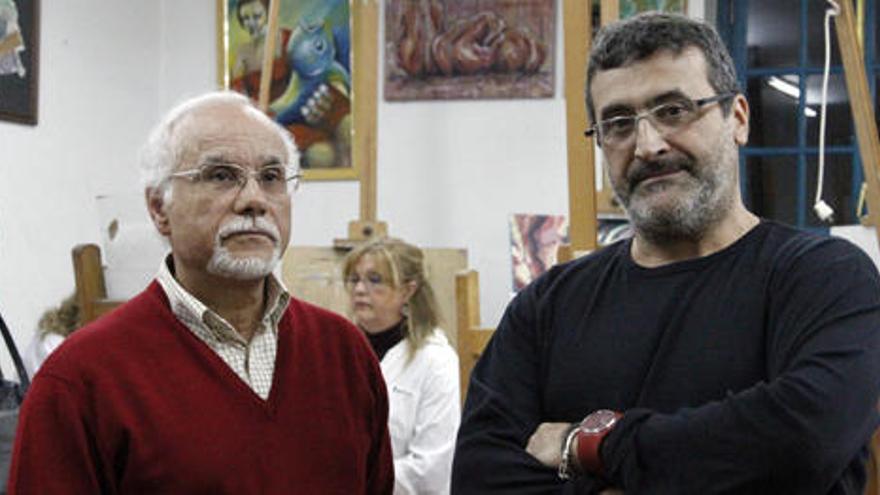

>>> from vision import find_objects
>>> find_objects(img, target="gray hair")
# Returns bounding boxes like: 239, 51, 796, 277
586, 12, 740, 124
139, 91, 298, 201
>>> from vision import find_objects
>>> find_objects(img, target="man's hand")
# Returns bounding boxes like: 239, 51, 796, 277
525, 422, 572, 467
527, 423, 625, 493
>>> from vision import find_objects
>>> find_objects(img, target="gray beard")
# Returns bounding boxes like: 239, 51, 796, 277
626, 171, 733, 244
206, 215, 283, 280
206, 245, 281, 280
614, 140, 738, 244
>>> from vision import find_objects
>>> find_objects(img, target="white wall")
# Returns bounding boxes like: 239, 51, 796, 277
0, 2, 712, 376
0, 2, 162, 376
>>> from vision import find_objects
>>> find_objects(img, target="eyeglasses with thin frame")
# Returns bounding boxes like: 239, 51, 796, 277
344, 272, 388, 292
169, 163, 302, 195
584, 92, 737, 149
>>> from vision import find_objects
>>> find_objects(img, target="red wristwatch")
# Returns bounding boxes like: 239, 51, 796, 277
575, 409, 622, 476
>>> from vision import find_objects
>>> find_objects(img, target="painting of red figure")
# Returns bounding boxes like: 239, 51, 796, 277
509, 214, 568, 292
385, 0, 555, 101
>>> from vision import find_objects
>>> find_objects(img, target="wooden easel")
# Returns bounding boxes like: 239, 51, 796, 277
829, 3, 880, 493
556, 0, 621, 263
254, 1, 466, 346
833, 0, 880, 246
341, 0, 389, 246
257, 0, 387, 247
457, 0, 612, 400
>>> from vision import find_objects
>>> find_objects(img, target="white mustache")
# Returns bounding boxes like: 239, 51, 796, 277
217, 216, 280, 243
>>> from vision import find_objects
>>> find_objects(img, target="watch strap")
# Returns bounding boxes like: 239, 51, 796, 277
575, 410, 622, 476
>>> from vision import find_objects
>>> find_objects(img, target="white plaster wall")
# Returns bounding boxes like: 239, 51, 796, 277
0, 2, 161, 376
0, 1, 713, 377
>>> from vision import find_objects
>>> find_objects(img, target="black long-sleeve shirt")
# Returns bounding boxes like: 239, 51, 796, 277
452, 221, 880, 494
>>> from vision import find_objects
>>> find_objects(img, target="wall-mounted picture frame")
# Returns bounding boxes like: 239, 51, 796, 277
0, 0, 39, 125
217, 0, 358, 181
384, 0, 556, 101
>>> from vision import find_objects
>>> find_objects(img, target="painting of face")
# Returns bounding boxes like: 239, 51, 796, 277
238, 0, 267, 38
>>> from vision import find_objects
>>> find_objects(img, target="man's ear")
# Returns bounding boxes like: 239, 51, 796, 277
146, 188, 171, 236
731, 94, 750, 146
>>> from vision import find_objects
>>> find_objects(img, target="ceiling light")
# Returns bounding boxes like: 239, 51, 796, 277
767, 76, 800, 99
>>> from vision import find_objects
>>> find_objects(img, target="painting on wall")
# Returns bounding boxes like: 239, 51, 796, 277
620, 0, 687, 19
385, 0, 555, 101
219, 0, 355, 179
509, 213, 568, 292
0, 0, 38, 125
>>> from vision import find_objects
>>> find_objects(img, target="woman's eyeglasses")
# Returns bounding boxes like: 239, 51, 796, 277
344, 272, 388, 291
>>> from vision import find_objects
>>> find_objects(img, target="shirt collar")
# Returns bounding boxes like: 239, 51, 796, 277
156, 255, 291, 343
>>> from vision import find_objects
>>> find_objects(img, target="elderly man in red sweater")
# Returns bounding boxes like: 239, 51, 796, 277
8, 92, 394, 494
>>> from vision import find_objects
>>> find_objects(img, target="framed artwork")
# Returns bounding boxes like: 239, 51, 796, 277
0, 0, 38, 125
385, 0, 556, 101
620, 0, 687, 19
217, 0, 356, 180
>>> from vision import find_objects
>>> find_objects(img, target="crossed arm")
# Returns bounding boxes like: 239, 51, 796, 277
452, 242, 880, 494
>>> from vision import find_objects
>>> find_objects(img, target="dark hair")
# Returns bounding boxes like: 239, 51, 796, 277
236, 0, 269, 27
586, 12, 740, 124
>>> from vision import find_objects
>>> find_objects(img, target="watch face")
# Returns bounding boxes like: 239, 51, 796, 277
579, 409, 619, 433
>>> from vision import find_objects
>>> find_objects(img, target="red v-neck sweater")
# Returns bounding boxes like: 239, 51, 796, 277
8, 282, 394, 494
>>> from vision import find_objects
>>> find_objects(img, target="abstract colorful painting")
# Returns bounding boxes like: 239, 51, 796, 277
221, 0, 353, 174
385, 0, 555, 101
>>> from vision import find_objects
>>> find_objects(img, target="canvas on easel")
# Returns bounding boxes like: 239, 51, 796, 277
218, 0, 356, 179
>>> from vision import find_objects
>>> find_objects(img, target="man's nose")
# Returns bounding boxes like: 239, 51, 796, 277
633, 117, 670, 161
233, 176, 269, 216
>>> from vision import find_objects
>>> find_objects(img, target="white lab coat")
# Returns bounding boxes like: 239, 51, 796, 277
381, 329, 460, 495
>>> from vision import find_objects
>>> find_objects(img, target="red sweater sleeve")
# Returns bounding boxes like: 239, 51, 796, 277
367, 364, 394, 494
9, 373, 107, 494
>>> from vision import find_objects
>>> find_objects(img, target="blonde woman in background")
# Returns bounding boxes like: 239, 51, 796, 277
343, 238, 460, 495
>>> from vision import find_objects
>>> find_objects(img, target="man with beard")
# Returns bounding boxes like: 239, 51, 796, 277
452, 12, 880, 495
8, 92, 393, 494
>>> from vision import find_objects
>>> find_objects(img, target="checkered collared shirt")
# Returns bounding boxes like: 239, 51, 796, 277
156, 257, 290, 400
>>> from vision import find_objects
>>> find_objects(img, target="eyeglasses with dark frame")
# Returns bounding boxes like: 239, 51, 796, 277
584, 92, 737, 148
169, 163, 302, 195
